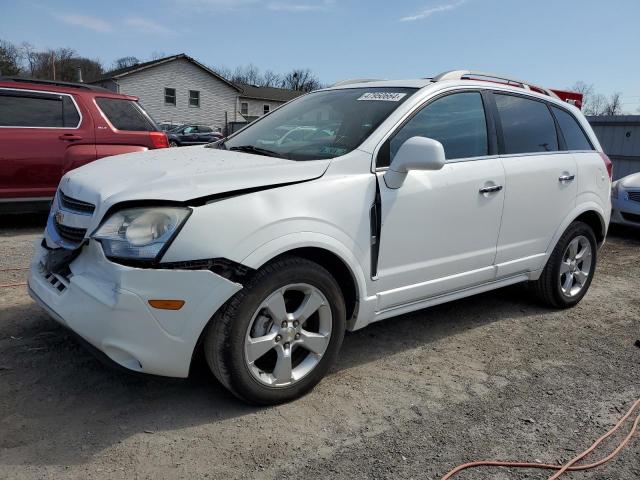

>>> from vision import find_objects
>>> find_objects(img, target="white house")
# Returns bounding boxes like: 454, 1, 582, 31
93, 54, 303, 132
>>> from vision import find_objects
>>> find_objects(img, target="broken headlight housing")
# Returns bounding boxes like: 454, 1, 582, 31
93, 207, 191, 260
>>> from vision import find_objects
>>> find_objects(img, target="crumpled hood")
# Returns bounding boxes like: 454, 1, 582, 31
620, 172, 640, 189
59, 145, 330, 212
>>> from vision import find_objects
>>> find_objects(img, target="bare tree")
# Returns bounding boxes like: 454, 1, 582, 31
282, 68, 321, 92
231, 63, 261, 85
570, 81, 626, 116
261, 69, 282, 88
0, 38, 22, 76
112, 56, 140, 70
150, 51, 167, 60
603, 92, 622, 116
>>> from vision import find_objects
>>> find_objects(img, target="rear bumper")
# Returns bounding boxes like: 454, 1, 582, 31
28, 240, 242, 377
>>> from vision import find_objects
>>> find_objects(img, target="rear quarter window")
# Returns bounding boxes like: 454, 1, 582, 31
96, 97, 155, 131
551, 106, 593, 151
495, 94, 558, 154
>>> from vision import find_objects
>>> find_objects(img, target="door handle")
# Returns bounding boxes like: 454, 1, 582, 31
59, 134, 83, 141
559, 174, 575, 183
479, 185, 503, 194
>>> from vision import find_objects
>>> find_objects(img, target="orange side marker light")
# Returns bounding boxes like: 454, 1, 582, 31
148, 299, 185, 310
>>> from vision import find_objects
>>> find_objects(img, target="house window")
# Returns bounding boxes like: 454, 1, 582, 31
240, 102, 248, 116
164, 88, 176, 106
263, 104, 270, 115
189, 90, 200, 107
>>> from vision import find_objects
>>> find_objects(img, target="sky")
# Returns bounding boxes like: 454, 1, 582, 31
1, 0, 639, 112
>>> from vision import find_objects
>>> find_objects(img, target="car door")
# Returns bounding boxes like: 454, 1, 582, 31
491, 92, 578, 277
375, 91, 506, 311
0, 88, 91, 200
181, 126, 198, 144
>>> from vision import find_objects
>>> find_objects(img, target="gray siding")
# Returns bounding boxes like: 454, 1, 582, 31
115, 58, 239, 130
240, 98, 284, 119
588, 116, 640, 180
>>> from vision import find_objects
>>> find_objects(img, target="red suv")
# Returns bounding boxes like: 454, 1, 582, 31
0, 77, 168, 212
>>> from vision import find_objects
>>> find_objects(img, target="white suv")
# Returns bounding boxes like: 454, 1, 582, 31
29, 70, 611, 405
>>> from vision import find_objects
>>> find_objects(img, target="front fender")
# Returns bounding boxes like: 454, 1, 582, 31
242, 231, 370, 302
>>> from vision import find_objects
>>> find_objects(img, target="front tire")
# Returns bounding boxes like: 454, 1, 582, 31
204, 256, 346, 405
169, 140, 179, 147
532, 221, 597, 308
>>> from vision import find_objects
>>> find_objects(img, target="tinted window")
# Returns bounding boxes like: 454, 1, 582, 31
199, 126, 213, 133
387, 92, 488, 164
495, 94, 558, 154
552, 107, 592, 151
96, 98, 154, 131
0, 91, 79, 127
62, 96, 80, 127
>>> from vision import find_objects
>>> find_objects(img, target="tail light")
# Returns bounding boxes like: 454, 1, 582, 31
149, 131, 169, 149
599, 152, 613, 180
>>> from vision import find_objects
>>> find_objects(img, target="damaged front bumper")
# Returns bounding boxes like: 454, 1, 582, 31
28, 240, 242, 377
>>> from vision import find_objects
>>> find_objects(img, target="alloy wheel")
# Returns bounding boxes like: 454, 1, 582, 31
244, 283, 332, 387
559, 235, 593, 298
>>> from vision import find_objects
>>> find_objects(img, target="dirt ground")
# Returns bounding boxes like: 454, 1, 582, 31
0, 214, 638, 480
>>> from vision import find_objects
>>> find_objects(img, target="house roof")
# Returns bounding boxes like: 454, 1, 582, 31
238, 83, 305, 103
92, 53, 241, 91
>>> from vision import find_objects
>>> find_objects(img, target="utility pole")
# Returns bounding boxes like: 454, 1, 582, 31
51, 51, 56, 80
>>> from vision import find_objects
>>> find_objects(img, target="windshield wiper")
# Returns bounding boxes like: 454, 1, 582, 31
228, 145, 288, 159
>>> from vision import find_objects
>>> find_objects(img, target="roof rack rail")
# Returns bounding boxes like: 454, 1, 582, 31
331, 78, 383, 87
0, 76, 110, 92
433, 70, 559, 99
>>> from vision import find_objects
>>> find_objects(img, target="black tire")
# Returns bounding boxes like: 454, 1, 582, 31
204, 256, 346, 405
169, 140, 179, 147
531, 221, 597, 308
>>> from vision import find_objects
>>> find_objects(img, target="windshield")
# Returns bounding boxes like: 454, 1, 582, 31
220, 87, 417, 160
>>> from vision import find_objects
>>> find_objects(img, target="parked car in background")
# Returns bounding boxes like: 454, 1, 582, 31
0, 77, 168, 213
29, 70, 610, 405
611, 172, 640, 227
167, 124, 222, 147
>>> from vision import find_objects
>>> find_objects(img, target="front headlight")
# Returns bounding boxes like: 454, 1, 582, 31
93, 207, 191, 260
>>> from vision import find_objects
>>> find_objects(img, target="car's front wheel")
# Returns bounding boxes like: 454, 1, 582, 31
532, 221, 597, 308
204, 256, 346, 405
169, 140, 179, 147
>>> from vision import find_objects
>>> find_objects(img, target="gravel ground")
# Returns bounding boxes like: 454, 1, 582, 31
0, 214, 638, 480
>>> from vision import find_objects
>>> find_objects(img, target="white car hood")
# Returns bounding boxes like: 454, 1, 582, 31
620, 172, 640, 189
59, 146, 330, 215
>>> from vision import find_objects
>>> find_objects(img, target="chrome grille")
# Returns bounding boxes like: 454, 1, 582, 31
54, 219, 87, 244
59, 192, 95, 214
627, 191, 640, 203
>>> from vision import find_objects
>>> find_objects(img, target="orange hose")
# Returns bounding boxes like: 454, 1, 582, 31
441, 398, 639, 479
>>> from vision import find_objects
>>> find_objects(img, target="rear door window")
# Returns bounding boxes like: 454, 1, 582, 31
551, 106, 593, 151
495, 94, 558, 154
96, 97, 155, 131
0, 90, 80, 128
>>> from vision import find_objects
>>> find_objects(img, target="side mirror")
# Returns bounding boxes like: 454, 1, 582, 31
383, 136, 446, 189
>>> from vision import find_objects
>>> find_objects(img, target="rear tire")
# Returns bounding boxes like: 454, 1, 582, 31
204, 256, 346, 405
531, 221, 597, 308
169, 140, 179, 147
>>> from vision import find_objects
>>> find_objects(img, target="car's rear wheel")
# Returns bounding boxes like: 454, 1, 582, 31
204, 256, 346, 405
169, 140, 179, 147
532, 221, 597, 308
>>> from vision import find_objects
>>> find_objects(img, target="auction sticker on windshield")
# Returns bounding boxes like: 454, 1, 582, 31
357, 92, 407, 101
